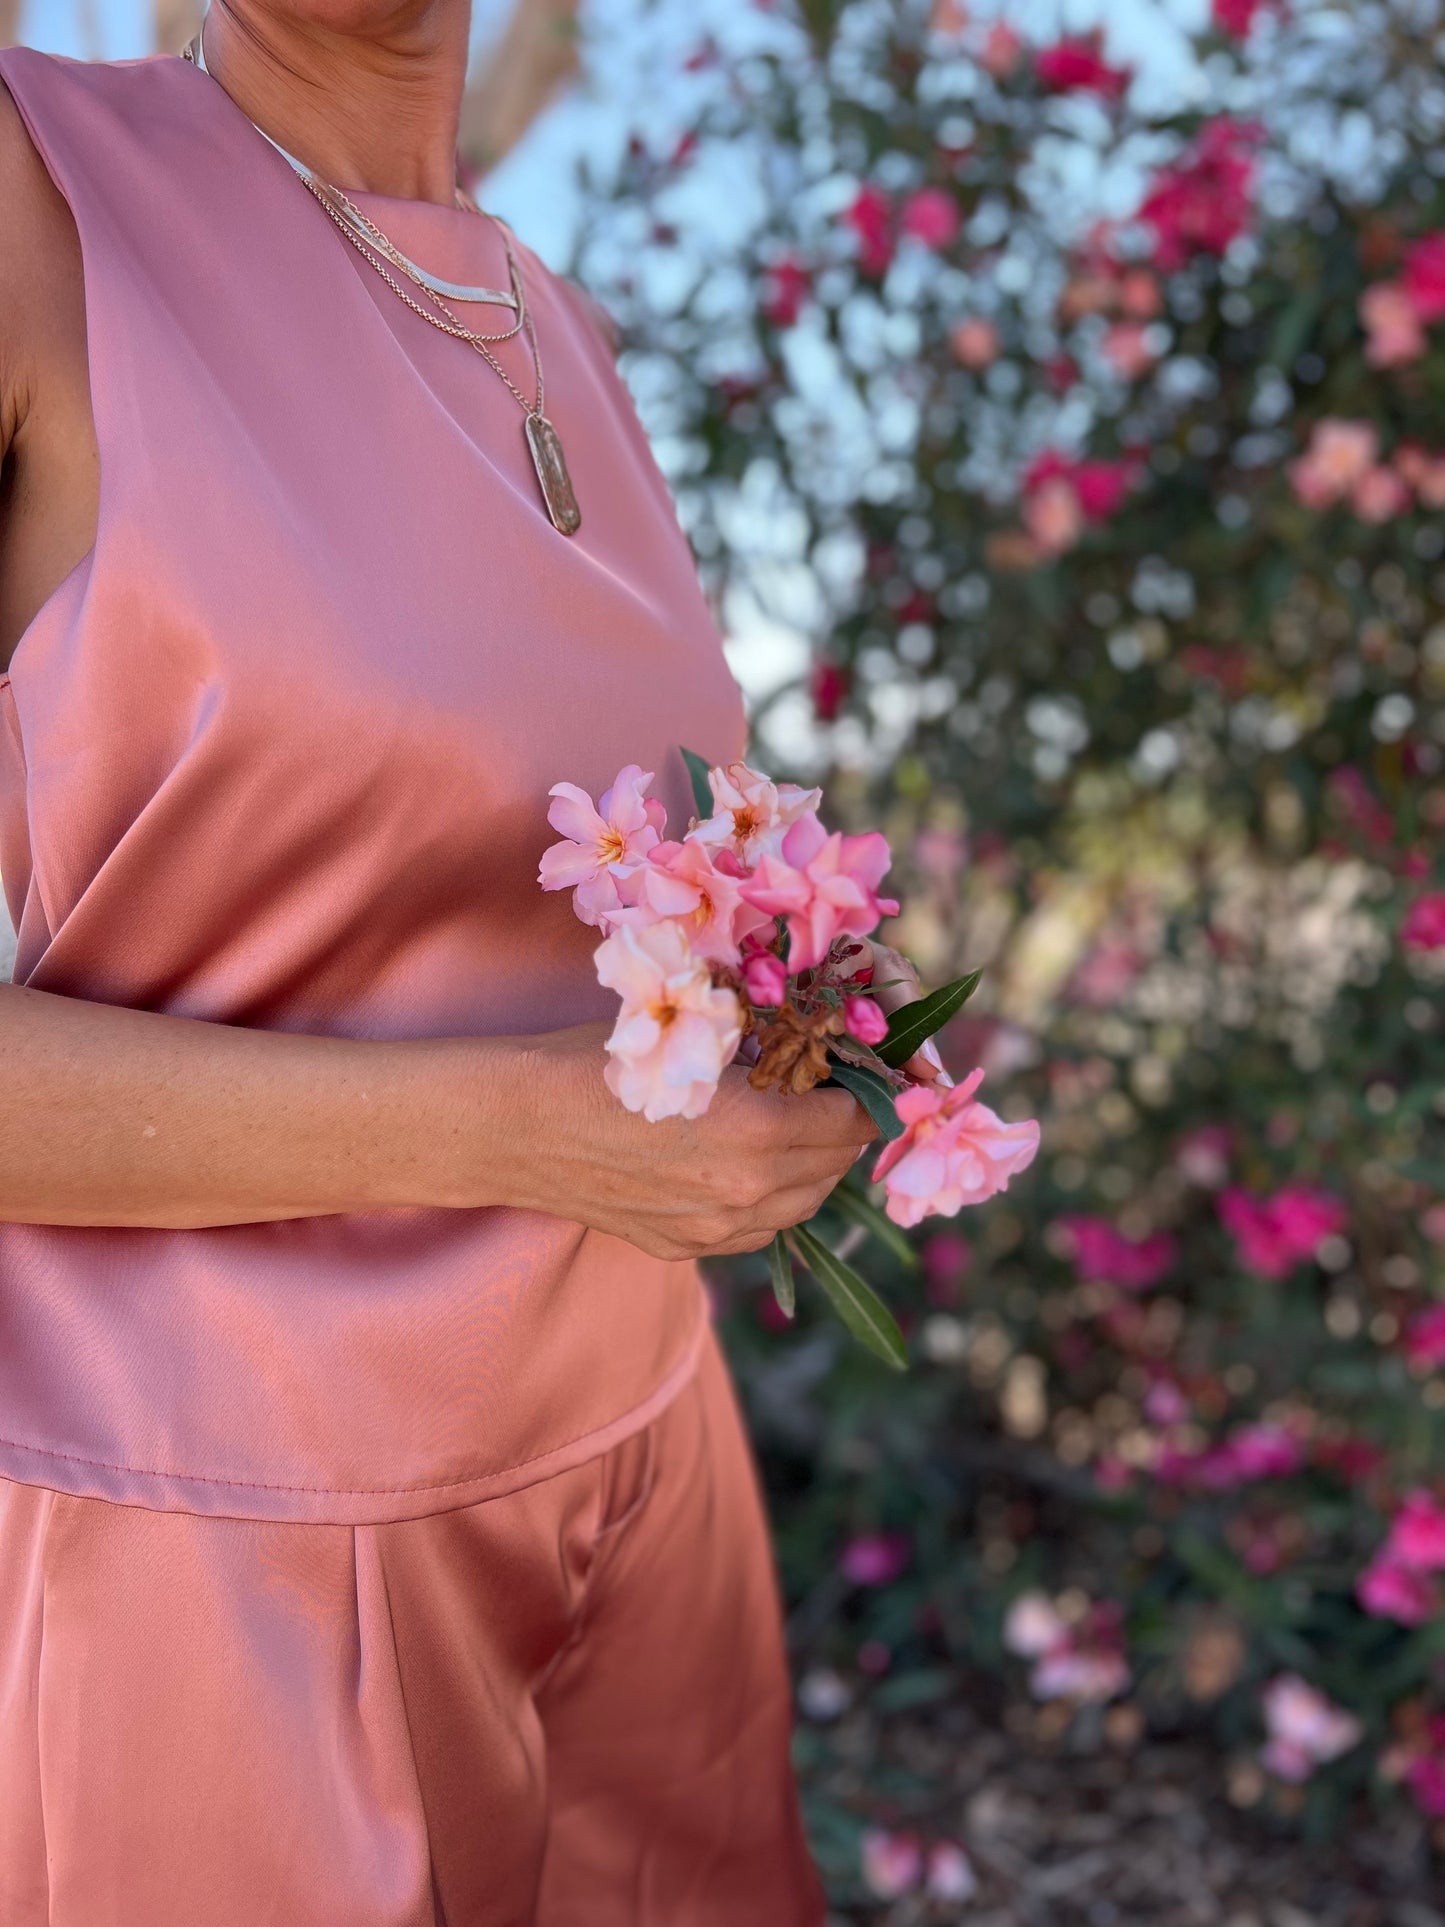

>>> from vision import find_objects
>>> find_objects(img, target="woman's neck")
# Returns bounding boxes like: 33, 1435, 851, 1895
198, 0, 470, 206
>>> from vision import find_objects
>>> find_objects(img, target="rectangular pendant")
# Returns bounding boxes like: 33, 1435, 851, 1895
525, 413, 582, 536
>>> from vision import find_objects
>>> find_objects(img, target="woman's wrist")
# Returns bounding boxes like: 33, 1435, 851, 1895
415, 1032, 555, 1214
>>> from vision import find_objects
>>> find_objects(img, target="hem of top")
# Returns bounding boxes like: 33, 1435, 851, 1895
0, 1299, 711, 1527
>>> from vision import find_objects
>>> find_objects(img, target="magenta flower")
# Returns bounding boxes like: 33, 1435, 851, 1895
841, 994, 889, 1045
1357, 1556, 1438, 1626
1218, 1185, 1347, 1279
593, 920, 742, 1121
760, 256, 810, 328
1035, 37, 1131, 98
1409, 1748, 1445, 1819
1402, 892, 1445, 952
1213, 0, 1274, 32
1386, 1491, 1445, 1572
844, 184, 894, 277
741, 812, 898, 972
840, 1531, 911, 1588
1139, 118, 1259, 269
741, 950, 787, 1007
860, 1830, 922, 1901
539, 765, 666, 928
1405, 1304, 1445, 1372
1058, 1215, 1178, 1291
900, 186, 959, 250
1260, 1676, 1362, 1784
874, 1069, 1040, 1227
1404, 232, 1445, 323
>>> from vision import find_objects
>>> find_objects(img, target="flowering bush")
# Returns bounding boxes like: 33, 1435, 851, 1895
573, 0, 1445, 1884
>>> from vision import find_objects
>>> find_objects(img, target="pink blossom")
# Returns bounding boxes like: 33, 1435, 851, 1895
1035, 37, 1131, 98
1144, 1378, 1190, 1427
1025, 450, 1135, 522
845, 184, 894, 277
1403, 232, 1445, 323
1360, 280, 1427, 367
742, 951, 787, 1007
741, 813, 898, 972
1356, 1556, 1438, 1626
539, 765, 666, 927
1139, 118, 1259, 269
1260, 1676, 1362, 1783
841, 994, 889, 1045
631, 838, 771, 964
1227, 1423, 1305, 1480
1033, 1646, 1130, 1702
1002, 1591, 1068, 1657
949, 316, 1000, 369
840, 1531, 911, 1587
1118, 268, 1163, 318
979, 20, 1024, 76
1023, 476, 1086, 556
1213, 0, 1275, 33
874, 1069, 1040, 1227
1409, 1751, 1445, 1819
1385, 1491, 1445, 1573
1177, 1124, 1232, 1188
760, 256, 811, 328
929, 0, 969, 34
1101, 320, 1157, 380
925, 1842, 978, 1902
1058, 1215, 1178, 1291
1405, 1304, 1445, 1371
860, 1829, 923, 1900
1402, 892, 1445, 952
593, 920, 742, 1121
690, 759, 822, 868
1288, 418, 1380, 509
1351, 464, 1411, 523
900, 186, 959, 250
1218, 1185, 1347, 1279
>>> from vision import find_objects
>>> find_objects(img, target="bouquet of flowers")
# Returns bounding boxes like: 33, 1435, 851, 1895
539, 750, 1039, 1366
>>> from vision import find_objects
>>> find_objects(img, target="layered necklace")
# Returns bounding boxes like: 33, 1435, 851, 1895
183, 25, 581, 536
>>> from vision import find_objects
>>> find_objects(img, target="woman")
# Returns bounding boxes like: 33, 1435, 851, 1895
0, 4, 941, 1921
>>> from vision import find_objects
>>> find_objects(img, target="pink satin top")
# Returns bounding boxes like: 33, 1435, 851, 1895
0, 49, 746, 1523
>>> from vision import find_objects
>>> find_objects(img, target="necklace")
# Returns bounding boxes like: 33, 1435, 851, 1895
182, 25, 582, 535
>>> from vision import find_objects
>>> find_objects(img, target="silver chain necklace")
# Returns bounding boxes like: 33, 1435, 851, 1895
182, 27, 582, 536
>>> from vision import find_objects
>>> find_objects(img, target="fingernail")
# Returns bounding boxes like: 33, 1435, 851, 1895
937, 1068, 956, 1088
920, 1039, 944, 1072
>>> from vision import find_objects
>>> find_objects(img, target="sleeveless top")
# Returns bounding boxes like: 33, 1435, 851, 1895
0, 49, 746, 1524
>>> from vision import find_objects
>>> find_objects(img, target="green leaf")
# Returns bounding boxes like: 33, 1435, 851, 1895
829, 1183, 918, 1269
789, 1224, 908, 1370
823, 1057, 904, 1141
767, 1231, 796, 1319
679, 746, 715, 821
875, 970, 982, 1070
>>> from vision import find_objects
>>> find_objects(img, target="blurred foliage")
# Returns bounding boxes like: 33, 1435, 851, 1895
572, 0, 1445, 1894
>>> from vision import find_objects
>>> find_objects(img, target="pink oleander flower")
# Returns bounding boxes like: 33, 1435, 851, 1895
949, 316, 1000, 369
1153, 1422, 1304, 1491
1386, 1491, 1445, 1572
1405, 1304, 1445, 1372
1139, 118, 1259, 269
1352, 463, 1411, 523
841, 994, 889, 1045
593, 920, 742, 1121
690, 760, 822, 869
1144, 1377, 1190, 1427
875, 1069, 1040, 1228
980, 19, 1024, 76
1023, 476, 1086, 556
1027, 1601, 1130, 1704
860, 1829, 923, 1901
539, 765, 666, 927
1213, 0, 1276, 33
1035, 36, 1131, 98
1357, 1555, 1438, 1626
1260, 1676, 1362, 1784
1218, 1185, 1347, 1279
1409, 1745, 1445, 1819
900, 186, 959, 250
1404, 232, 1445, 323
1101, 320, 1157, 380
760, 256, 811, 328
630, 838, 771, 965
1024, 450, 1135, 522
1402, 892, 1445, 952
1003, 1591, 1067, 1657
742, 951, 787, 1006
741, 813, 898, 972
1288, 418, 1380, 509
925, 1842, 978, 1903
845, 184, 894, 278
929, 0, 969, 34
840, 1531, 911, 1587
1057, 1215, 1178, 1291
1360, 280, 1427, 367
1177, 1123, 1232, 1188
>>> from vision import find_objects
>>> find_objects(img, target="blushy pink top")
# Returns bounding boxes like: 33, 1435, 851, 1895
0, 49, 746, 1523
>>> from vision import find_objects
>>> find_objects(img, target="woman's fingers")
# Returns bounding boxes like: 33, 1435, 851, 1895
853, 939, 951, 1086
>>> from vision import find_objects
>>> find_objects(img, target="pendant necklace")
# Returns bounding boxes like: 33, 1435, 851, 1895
183, 29, 582, 536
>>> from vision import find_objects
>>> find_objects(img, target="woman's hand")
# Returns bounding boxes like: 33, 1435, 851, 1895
843, 938, 954, 1087
505, 1021, 877, 1261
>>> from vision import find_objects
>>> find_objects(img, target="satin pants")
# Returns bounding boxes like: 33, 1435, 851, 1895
0, 1330, 824, 1926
